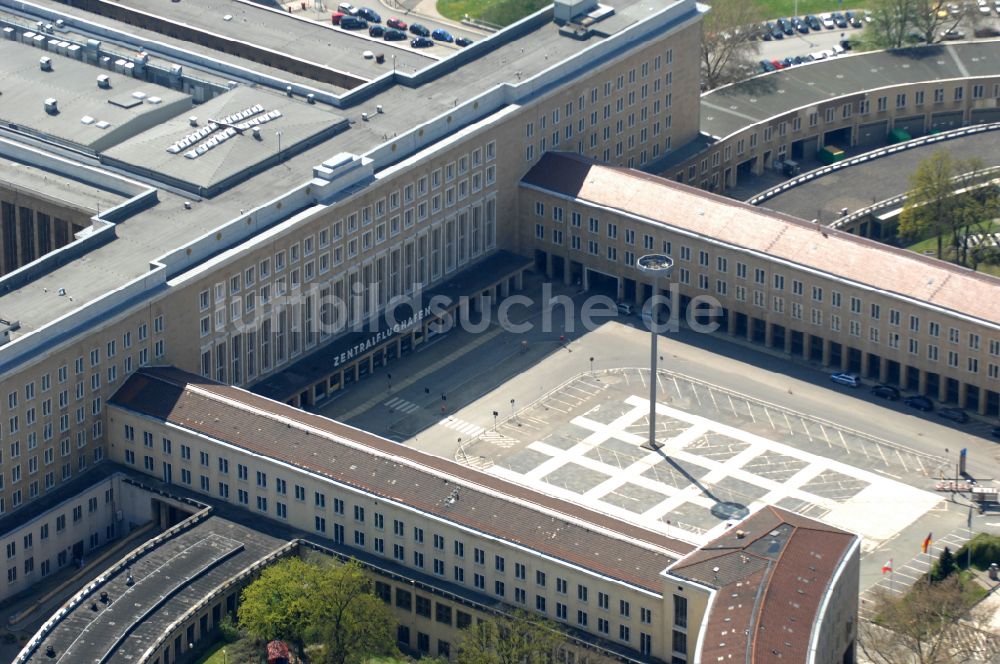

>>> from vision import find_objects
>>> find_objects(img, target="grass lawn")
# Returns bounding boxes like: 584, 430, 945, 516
905, 225, 1000, 277
437, 0, 867, 25
437, 0, 548, 25
755, 1, 865, 19
192, 642, 232, 664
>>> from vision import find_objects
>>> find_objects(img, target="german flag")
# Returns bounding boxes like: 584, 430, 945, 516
921, 533, 933, 554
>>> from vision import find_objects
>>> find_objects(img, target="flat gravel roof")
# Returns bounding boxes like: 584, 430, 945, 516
701, 41, 1000, 139
0, 39, 190, 151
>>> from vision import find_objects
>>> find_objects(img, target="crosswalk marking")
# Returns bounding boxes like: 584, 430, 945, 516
384, 397, 420, 414
441, 417, 485, 436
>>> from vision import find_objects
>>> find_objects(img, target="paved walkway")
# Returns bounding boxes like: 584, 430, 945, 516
860, 526, 974, 616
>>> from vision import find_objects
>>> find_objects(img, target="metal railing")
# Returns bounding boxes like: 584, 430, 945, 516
747, 122, 1000, 207
11, 483, 211, 664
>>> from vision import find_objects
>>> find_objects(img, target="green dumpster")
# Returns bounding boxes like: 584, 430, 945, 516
818, 145, 845, 164
888, 127, 912, 144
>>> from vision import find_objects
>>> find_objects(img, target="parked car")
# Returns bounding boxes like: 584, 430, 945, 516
383, 28, 406, 41
939, 407, 969, 423
831, 11, 848, 28
356, 7, 381, 23
338, 2, 357, 15
386, 17, 407, 30
455, 36, 473, 47
979, 0, 992, 15
904, 395, 934, 412
409, 23, 430, 37
792, 17, 809, 33
331, 11, 345, 24
616, 302, 635, 316
431, 28, 454, 42
830, 372, 861, 387
368, 24, 384, 37
821, 14, 835, 29
767, 21, 783, 39
871, 384, 901, 400
777, 17, 794, 35
805, 14, 822, 30
339, 16, 368, 29
845, 10, 862, 27
940, 28, 966, 40
760, 59, 776, 72
410, 36, 434, 48
771, 58, 784, 70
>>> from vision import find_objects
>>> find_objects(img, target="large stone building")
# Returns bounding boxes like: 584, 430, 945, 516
0, 0, 995, 659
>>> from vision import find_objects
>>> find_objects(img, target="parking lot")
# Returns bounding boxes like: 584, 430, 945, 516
458, 367, 946, 551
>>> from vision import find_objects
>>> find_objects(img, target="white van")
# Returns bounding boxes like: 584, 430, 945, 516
616, 302, 634, 316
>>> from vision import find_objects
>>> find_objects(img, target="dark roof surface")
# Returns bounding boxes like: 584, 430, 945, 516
700, 41, 1000, 138
669, 506, 856, 664
110, 367, 695, 593
33, 514, 289, 664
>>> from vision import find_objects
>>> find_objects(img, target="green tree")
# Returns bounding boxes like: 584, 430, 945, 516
455, 610, 565, 664
931, 546, 957, 583
238, 556, 398, 663
309, 561, 398, 664
700, 0, 764, 90
898, 149, 956, 260
238, 556, 321, 654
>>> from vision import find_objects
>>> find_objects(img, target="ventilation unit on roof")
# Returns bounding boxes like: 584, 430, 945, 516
44, 98, 58, 114
39, 56, 52, 71
553, 0, 597, 22
97, 74, 110, 89
189, 116, 198, 127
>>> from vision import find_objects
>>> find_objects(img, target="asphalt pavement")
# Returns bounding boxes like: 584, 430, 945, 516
312, 276, 1000, 593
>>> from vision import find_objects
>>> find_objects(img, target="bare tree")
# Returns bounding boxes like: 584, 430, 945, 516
858, 575, 990, 664
866, 0, 919, 48
910, 0, 963, 44
700, 0, 764, 90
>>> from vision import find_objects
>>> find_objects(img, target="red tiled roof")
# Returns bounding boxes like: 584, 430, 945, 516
110, 367, 695, 593
522, 152, 1000, 327
669, 506, 856, 663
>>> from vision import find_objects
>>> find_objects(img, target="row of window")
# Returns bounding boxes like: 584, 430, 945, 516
6, 524, 112, 587
124, 433, 674, 642
535, 209, 998, 356
688, 83, 999, 174
2, 488, 112, 567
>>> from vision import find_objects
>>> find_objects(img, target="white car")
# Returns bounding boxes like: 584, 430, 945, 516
821, 14, 835, 29
830, 373, 861, 388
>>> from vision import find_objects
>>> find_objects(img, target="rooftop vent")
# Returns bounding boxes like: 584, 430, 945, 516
554, 0, 598, 22
189, 116, 198, 127
361, 112, 369, 121
376, 104, 383, 114
39, 56, 52, 71
306, 93, 315, 104
252, 126, 261, 140
44, 98, 58, 114
735, 530, 746, 539
96, 74, 110, 89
